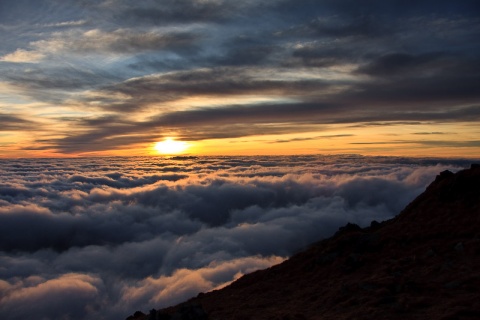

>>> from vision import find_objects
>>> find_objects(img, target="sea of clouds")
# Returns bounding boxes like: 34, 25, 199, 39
0, 155, 475, 320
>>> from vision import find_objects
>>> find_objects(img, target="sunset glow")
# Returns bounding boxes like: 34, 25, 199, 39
0, 1, 479, 158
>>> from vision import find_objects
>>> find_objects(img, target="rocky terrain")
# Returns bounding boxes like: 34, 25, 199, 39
126, 164, 480, 320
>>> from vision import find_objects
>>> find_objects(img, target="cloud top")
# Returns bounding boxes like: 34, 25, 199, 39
0, 155, 475, 319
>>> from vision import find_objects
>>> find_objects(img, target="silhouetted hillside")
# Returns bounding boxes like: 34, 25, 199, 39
127, 164, 480, 320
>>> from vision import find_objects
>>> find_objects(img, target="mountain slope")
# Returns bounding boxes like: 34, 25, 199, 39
127, 164, 480, 320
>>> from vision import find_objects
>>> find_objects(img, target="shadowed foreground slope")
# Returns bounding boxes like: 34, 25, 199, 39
127, 164, 480, 320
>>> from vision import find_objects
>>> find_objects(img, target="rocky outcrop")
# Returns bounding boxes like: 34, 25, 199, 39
126, 164, 480, 320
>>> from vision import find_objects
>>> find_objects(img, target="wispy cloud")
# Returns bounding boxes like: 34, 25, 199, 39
0, 49, 45, 63
269, 134, 355, 143
0, 0, 479, 155
0, 113, 39, 131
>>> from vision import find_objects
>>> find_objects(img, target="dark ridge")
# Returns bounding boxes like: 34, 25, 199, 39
126, 164, 480, 320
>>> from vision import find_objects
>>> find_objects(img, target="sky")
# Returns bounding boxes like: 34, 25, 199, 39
1, 0, 480, 157
0, 155, 474, 319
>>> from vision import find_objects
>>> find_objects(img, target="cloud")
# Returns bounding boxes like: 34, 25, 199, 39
38, 99, 480, 153
269, 134, 355, 143
3, 66, 118, 91
42, 20, 87, 28
0, 156, 475, 319
146, 102, 480, 132
412, 132, 450, 135
113, 1, 230, 25
1, 1, 480, 315
119, 256, 285, 311
25, 28, 202, 57
108, 0, 280, 26
0, 114, 39, 131
419, 140, 480, 148
0, 49, 45, 63
355, 52, 451, 76
98, 67, 334, 107
30, 47, 480, 152
0, 273, 104, 320
280, 13, 390, 40
84, 29, 200, 54
349, 139, 480, 148
1, 1, 479, 155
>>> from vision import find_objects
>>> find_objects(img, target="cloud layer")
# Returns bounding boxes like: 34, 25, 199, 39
0, 155, 474, 319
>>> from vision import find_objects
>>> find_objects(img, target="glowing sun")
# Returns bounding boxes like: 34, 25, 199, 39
154, 138, 189, 154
